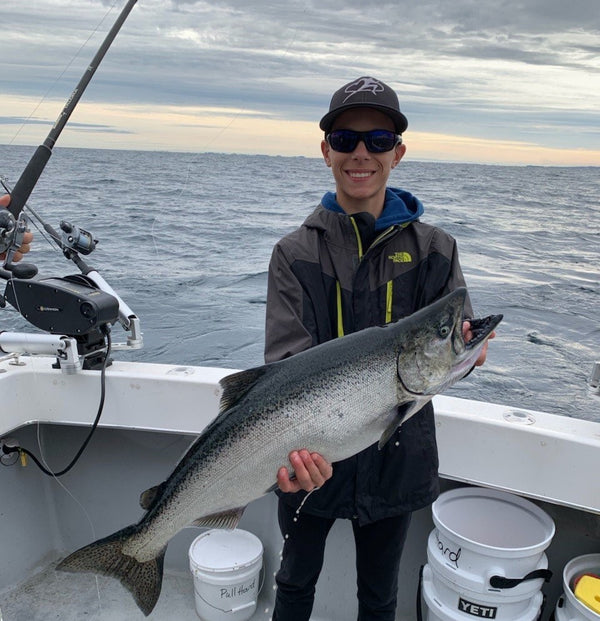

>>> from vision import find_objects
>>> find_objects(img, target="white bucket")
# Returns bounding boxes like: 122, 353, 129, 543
427, 530, 551, 601
422, 564, 544, 621
554, 554, 600, 621
424, 487, 555, 620
189, 529, 263, 621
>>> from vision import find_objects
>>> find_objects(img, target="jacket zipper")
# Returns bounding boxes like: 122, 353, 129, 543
335, 222, 401, 334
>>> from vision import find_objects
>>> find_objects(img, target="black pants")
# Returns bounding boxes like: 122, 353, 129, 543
272, 499, 412, 621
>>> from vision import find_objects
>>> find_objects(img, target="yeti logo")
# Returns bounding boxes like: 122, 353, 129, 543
458, 598, 497, 618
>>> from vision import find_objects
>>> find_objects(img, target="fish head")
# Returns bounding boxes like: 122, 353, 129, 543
395, 288, 502, 397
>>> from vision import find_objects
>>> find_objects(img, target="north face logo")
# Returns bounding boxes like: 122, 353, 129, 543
388, 252, 412, 263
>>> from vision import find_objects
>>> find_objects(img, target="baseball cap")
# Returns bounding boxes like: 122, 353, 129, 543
319, 76, 408, 134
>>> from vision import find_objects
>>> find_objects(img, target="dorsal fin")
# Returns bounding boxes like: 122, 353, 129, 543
219, 366, 268, 412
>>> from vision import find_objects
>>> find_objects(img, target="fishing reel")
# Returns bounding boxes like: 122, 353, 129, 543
0, 215, 96, 256
0, 210, 23, 254
0, 211, 37, 279
59, 221, 98, 255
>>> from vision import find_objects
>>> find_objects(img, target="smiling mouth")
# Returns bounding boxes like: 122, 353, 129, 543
347, 171, 374, 179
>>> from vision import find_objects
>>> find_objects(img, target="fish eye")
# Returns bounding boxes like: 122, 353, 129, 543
439, 324, 451, 338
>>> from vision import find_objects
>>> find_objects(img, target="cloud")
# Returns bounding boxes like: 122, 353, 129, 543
0, 116, 133, 134
0, 0, 598, 163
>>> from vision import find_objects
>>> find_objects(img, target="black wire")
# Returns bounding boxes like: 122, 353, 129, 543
3, 327, 112, 477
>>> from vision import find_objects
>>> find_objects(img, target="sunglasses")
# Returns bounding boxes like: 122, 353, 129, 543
326, 129, 401, 153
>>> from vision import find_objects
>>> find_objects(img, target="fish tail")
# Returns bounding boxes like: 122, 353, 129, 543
57, 524, 166, 617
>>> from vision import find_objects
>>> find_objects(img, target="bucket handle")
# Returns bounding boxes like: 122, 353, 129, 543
416, 565, 425, 621
489, 569, 552, 589
196, 568, 265, 614
196, 592, 257, 615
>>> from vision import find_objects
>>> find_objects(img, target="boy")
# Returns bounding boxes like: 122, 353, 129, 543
265, 76, 490, 620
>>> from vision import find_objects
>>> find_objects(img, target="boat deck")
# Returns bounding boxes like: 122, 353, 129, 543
1, 562, 280, 621
2, 563, 197, 621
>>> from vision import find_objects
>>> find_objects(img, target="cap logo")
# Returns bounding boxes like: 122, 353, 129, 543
342, 77, 384, 103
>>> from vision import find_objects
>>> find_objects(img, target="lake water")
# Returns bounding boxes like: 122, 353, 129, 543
1, 145, 599, 421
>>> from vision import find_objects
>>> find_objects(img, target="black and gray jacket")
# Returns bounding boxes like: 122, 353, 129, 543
264, 189, 473, 525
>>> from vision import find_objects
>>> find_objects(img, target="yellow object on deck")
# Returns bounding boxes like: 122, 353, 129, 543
574, 574, 600, 614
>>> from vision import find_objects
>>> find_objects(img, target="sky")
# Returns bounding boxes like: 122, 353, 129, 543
1, 0, 599, 165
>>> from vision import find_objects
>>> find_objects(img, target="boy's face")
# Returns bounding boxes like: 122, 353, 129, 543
321, 107, 406, 215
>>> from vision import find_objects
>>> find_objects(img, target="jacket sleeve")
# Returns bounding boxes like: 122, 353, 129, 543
264, 242, 314, 363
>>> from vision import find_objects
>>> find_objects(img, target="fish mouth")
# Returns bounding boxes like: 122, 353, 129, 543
397, 312, 503, 397
463, 313, 503, 350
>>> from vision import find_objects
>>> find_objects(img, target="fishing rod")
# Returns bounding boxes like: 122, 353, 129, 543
0, 0, 142, 368
0, 0, 138, 274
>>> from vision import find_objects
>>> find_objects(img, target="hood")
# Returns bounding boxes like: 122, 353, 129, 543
321, 187, 424, 231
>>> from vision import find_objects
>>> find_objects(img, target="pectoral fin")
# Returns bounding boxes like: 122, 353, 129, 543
378, 401, 417, 449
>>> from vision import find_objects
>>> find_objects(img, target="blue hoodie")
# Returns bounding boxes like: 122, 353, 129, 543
321, 187, 424, 231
